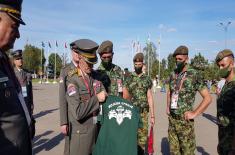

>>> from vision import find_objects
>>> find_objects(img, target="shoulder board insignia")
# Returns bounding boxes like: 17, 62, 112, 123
68, 68, 81, 77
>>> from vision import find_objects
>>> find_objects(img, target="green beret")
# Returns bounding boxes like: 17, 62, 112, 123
70, 39, 99, 64
133, 52, 144, 62
173, 45, 188, 57
11, 49, 22, 59
0, 0, 25, 25
98, 40, 113, 54
215, 49, 234, 64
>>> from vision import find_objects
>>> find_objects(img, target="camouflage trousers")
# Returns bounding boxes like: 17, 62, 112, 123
168, 115, 196, 155
138, 110, 149, 150
218, 125, 234, 155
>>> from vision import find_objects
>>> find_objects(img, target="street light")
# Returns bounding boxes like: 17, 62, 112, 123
219, 21, 232, 48
156, 35, 161, 89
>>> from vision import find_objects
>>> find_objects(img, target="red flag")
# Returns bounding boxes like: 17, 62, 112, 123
148, 125, 154, 154
65, 42, 67, 48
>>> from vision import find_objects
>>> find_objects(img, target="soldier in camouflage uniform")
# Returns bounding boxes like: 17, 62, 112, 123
123, 52, 155, 155
167, 46, 212, 155
96, 40, 124, 97
215, 49, 235, 155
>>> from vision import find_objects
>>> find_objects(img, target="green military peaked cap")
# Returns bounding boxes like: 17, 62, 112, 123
11, 49, 23, 59
215, 49, 234, 64
0, 0, 25, 25
98, 40, 113, 54
173, 45, 188, 57
70, 39, 99, 64
133, 52, 144, 62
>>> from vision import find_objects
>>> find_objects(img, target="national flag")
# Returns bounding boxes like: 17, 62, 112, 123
56, 41, 58, 47
48, 42, 51, 48
41, 42, 45, 47
65, 42, 67, 48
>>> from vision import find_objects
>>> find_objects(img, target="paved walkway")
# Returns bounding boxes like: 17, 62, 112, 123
32, 83, 218, 155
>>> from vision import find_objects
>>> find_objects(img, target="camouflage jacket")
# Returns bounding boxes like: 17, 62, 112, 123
217, 76, 235, 127
169, 67, 206, 115
97, 63, 124, 97
124, 72, 152, 108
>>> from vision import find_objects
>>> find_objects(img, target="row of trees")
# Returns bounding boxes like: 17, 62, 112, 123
22, 44, 68, 76
143, 42, 220, 81
20, 43, 221, 81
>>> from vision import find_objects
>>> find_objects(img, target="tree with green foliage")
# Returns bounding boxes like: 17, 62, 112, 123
23, 44, 46, 74
48, 53, 62, 76
143, 41, 157, 76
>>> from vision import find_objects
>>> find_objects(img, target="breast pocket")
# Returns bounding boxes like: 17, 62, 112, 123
0, 81, 21, 113
79, 89, 90, 103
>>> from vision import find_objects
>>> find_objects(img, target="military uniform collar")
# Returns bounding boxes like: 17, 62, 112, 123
132, 72, 144, 77
98, 63, 115, 71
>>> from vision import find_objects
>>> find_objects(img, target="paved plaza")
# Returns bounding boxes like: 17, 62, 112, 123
32, 83, 218, 155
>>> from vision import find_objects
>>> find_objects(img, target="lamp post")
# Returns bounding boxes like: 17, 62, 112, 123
219, 22, 231, 48
157, 35, 161, 89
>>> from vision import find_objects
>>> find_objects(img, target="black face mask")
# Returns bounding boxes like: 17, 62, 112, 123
176, 61, 186, 73
134, 67, 142, 74
101, 59, 112, 69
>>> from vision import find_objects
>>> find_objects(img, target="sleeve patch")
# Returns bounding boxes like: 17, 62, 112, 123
67, 84, 77, 96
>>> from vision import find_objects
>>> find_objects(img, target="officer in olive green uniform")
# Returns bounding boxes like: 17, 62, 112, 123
11, 49, 35, 138
215, 49, 235, 155
167, 46, 212, 155
123, 53, 155, 155
97, 40, 124, 97
60, 39, 107, 155
0, 1, 32, 155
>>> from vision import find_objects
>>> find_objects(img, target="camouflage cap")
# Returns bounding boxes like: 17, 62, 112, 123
173, 45, 188, 57
133, 52, 144, 62
215, 49, 234, 64
0, 0, 25, 25
11, 49, 22, 59
98, 40, 113, 54
70, 39, 99, 64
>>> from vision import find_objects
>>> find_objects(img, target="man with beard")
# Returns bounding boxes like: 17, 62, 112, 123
167, 45, 212, 155
123, 52, 155, 155
0, 0, 32, 154
59, 39, 107, 155
215, 49, 235, 155
96, 40, 124, 97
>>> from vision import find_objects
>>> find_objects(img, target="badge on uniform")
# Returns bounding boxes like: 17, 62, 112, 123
22, 86, 27, 97
67, 84, 77, 96
117, 79, 123, 93
171, 91, 179, 109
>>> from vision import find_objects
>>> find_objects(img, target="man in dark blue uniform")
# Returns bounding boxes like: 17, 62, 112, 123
0, 0, 32, 154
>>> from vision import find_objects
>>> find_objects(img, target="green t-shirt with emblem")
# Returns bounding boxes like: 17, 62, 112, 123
123, 72, 152, 108
169, 67, 206, 115
93, 95, 141, 155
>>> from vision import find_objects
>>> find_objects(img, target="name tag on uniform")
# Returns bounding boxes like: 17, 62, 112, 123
0, 77, 9, 83
171, 91, 179, 109
22, 86, 27, 97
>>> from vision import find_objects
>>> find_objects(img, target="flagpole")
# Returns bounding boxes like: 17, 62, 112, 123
157, 35, 161, 88
39, 43, 43, 84
45, 44, 50, 84
53, 41, 57, 84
